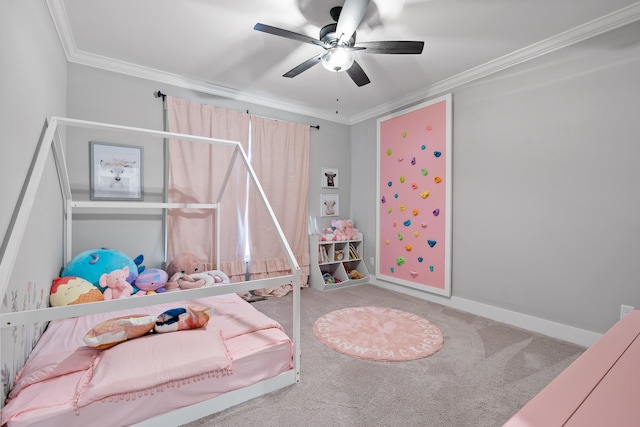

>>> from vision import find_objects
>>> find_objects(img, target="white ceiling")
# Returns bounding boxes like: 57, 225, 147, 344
48, 0, 640, 124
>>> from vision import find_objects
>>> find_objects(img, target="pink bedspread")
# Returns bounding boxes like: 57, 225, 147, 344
2, 293, 291, 426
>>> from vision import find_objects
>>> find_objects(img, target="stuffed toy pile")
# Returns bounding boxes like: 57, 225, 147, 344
51, 248, 230, 307
331, 219, 359, 241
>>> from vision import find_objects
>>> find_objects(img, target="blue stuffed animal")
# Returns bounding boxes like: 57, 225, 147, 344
61, 248, 143, 291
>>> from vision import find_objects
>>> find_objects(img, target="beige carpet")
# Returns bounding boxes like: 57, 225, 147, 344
182, 284, 585, 427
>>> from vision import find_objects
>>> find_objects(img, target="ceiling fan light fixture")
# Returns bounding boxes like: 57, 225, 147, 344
321, 47, 355, 72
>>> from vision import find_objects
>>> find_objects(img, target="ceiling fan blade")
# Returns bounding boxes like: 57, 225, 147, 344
346, 60, 370, 87
254, 23, 325, 48
283, 53, 325, 78
335, 0, 370, 43
356, 41, 424, 55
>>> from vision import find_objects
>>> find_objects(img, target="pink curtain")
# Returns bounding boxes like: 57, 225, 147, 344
166, 96, 249, 282
247, 117, 310, 295
166, 97, 310, 292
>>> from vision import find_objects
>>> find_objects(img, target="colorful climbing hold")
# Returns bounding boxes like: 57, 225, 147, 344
411, 183, 418, 189
411, 157, 416, 165
399, 176, 405, 183
405, 245, 412, 252
403, 220, 411, 227
429, 265, 434, 272
387, 208, 392, 213
397, 233, 403, 240
396, 257, 405, 266
414, 231, 419, 237
393, 222, 397, 227
421, 169, 428, 176
390, 267, 395, 273
402, 131, 407, 138
394, 193, 399, 198
434, 176, 442, 183
385, 240, 390, 245
426, 125, 432, 131
420, 191, 430, 199
399, 205, 406, 211
421, 223, 427, 228
381, 196, 386, 203
387, 148, 392, 155
434, 151, 442, 158
410, 271, 419, 278
412, 209, 419, 216
433, 208, 440, 216
428, 240, 437, 248
421, 145, 426, 150
387, 181, 392, 187
418, 257, 424, 263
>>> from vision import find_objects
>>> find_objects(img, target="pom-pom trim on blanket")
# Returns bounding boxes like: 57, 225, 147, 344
73, 368, 234, 414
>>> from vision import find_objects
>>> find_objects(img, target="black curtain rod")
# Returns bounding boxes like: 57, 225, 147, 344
154, 90, 319, 130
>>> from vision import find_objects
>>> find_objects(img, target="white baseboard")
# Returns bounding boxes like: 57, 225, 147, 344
370, 278, 602, 348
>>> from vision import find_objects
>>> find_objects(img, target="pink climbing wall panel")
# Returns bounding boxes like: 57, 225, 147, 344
376, 94, 452, 296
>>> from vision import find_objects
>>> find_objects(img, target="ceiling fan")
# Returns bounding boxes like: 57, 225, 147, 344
254, 0, 424, 87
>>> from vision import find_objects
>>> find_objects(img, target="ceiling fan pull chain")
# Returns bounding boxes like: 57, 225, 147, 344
335, 72, 340, 115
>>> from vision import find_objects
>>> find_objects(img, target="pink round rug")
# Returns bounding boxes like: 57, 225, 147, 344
313, 306, 444, 361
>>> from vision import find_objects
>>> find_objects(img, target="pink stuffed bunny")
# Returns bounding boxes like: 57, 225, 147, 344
100, 266, 133, 300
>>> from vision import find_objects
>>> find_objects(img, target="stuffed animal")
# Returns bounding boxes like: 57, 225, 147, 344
165, 272, 211, 291
134, 268, 168, 295
331, 220, 348, 241
166, 252, 205, 291
100, 267, 133, 300
167, 252, 203, 276
61, 248, 142, 289
349, 270, 365, 280
343, 219, 359, 240
50, 276, 104, 306
321, 227, 336, 241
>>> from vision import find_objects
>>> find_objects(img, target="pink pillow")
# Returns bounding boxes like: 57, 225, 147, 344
83, 315, 156, 349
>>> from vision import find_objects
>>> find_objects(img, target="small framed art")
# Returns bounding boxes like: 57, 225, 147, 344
320, 193, 339, 217
322, 167, 339, 188
90, 141, 143, 200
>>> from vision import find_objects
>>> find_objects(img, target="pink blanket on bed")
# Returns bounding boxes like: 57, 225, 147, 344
3, 294, 284, 420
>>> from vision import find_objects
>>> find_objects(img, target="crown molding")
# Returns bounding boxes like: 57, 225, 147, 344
46, 0, 76, 60
47, 0, 640, 125
350, 1, 640, 124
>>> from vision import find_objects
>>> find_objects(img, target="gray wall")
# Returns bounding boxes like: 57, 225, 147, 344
65, 64, 351, 268
0, 0, 67, 294
0, 0, 67, 399
352, 20, 640, 336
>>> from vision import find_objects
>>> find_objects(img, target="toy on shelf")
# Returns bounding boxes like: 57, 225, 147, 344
61, 248, 143, 289
134, 268, 168, 295
100, 267, 134, 300
50, 276, 103, 306
331, 219, 359, 241
165, 252, 230, 291
349, 270, 365, 280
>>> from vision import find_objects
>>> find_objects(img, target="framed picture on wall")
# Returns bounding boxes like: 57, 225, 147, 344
90, 141, 144, 200
320, 193, 339, 217
321, 167, 339, 188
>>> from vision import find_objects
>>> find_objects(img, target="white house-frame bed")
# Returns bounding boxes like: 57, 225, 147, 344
0, 117, 301, 426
